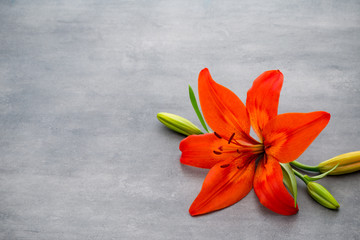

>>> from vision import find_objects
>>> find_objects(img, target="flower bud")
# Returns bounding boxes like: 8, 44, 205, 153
307, 182, 339, 210
157, 112, 203, 136
318, 151, 360, 175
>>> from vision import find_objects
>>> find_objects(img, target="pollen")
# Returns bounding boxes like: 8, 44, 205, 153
228, 133, 235, 144
214, 132, 222, 139
220, 164, 230, 168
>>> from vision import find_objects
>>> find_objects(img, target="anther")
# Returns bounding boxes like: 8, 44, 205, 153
228, 133, 235, 144
214, 132, 222, 139
220, 164, 230, 168
213, 151, 222, 155
218, 146, 223, 151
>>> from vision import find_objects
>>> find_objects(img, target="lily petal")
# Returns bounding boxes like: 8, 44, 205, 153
180, 133, 234, 169
254, 155, 299, 215
189, 156, 256, 216
246, 70, 283, 141
198, 68, 255, 144
263, 111, 330, 163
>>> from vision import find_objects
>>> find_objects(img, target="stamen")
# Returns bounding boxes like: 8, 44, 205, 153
213, 150, 222, 155
214, 132, 222, 139
218, 146, 223, 151
220, 164, 230, 168
228, 133, 235, 144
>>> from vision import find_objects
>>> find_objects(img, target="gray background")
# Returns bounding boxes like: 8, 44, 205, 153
1, 0, 359, 239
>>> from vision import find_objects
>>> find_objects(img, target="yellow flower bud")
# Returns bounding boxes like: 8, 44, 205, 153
318, 151, 360, 175
157, 112, 203, 136
307, 182, 339, 210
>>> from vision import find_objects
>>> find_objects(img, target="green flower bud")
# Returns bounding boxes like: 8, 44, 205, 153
157, 112, 203, 136
307, 182, 339, 210
318, 151, 360, 175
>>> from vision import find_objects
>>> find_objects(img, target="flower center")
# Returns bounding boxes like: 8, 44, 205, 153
245, 143, 265, 155
212, 132, 265, 157
234, 143, 264, 156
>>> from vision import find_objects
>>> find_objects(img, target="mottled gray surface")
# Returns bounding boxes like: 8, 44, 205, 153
0, 0, 360, 239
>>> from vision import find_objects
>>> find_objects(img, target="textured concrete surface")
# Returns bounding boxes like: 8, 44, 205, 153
0, 0, 360, 239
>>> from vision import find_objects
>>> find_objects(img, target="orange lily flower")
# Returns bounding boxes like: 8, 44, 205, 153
180, 68, 330, 216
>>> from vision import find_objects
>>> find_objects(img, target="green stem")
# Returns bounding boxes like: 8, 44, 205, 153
292, 168, 310, 184
291, 160, 320, 172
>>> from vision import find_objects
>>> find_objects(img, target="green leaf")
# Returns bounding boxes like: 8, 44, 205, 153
303, 163, 339, 182
280, 163, 298, 207
188, 85, 210, 133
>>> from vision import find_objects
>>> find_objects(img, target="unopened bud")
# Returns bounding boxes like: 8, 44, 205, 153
318, 151, 360, 175
307, 182, 339, 210
157, 112, 202, 136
